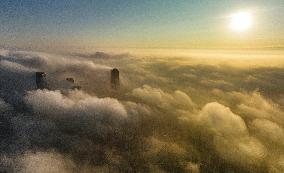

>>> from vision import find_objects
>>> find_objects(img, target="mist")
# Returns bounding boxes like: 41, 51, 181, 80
0, 49, 283, 173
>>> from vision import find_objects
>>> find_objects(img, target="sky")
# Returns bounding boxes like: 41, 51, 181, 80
0, 0, 283, 52
0, 2, 284, 172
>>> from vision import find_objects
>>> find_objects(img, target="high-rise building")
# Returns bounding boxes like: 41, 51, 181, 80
111, 68, 120, 89
35, 72, 47, 89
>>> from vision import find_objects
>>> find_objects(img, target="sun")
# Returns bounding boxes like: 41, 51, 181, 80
229, 11, 252, 32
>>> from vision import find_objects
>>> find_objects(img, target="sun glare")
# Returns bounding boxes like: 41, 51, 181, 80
229, 11, 252, 32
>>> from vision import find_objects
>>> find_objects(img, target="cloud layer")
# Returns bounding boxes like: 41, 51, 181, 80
0, 49, 283, 173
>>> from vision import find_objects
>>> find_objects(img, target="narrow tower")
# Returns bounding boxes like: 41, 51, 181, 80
111, 68, 120, 90
36, 72, 47, 89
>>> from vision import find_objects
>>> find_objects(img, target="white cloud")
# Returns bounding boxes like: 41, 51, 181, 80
198, 102, 248, 138
251, 119, 284, 146
198, 102, 267, 168
24, 90, 127, 121
130, 85, 195, 111
18, 152, 75, 173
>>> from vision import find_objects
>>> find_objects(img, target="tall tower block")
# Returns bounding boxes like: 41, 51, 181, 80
36, 72, 47, 89
111, 68, 120, 89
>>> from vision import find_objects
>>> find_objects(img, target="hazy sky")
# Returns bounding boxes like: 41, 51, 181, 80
0, 0, 283, 52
